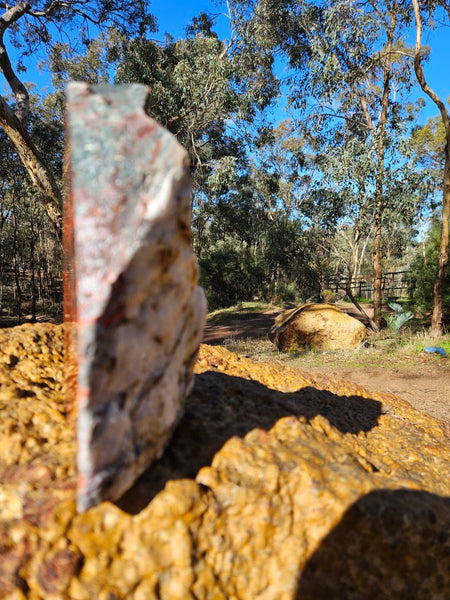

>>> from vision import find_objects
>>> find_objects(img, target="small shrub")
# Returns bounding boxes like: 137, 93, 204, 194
199, 238, 263, 310
384, 302, 414, 333
271, 282, 299, 304
322, 289, 337, 304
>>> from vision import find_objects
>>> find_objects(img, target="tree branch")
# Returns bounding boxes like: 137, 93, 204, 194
0, 94, 62, 242
0, 44, 29, 123
166, 72, 216, 128
315, 110, 368, 131
411, 0, 449, 131
367, 0, 389, 31
0, 2, 29, 31
0, 3, 32, 123
29, 0, 90, 18
357, 91, 375, 134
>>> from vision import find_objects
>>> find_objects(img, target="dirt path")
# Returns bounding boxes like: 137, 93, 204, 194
203, 307, 450, 423
203, 308, 284, 344
293, 360, 450, 424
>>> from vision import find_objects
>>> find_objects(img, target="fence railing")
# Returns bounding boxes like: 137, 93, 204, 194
326, 270, 410, 301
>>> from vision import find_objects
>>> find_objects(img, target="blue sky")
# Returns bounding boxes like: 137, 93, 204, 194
151, 0, 223, 39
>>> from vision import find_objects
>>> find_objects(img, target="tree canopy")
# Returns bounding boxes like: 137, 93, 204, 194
0, 0, 449, 326
0, 0, 156, 240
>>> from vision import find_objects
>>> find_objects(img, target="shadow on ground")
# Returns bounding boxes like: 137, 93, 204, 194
116, 371, 381, 513
295, 488, 450, 598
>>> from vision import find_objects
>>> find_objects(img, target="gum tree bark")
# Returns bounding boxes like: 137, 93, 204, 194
412, 0, 450, 337
0, 1, 155, 243
0, 2, 62, 242
0, 97, 63, 241
357, 6, 396, 329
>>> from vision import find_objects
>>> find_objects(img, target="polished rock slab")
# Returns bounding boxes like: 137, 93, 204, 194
64, 83, 206, 511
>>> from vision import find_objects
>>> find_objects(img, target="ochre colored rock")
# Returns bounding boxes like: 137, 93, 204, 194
270, 302, 367, 351
1, 324, 449, 599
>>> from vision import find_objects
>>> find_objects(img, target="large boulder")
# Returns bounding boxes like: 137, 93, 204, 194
0, 324, 449, 599
270, 302, 366, 351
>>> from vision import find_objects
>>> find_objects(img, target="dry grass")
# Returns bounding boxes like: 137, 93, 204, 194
207, 301, 285, 324
217, 306, 450, 372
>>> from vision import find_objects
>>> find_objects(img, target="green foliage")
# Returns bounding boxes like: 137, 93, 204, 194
50, 20, 278, 197
409, 217, 450, 312
196, 210, 321, 310
199, 237, 264, 311
195, 155, 323, 309
440, 341, 450, 354
112, 28, 278, 193
410, 115, 446, 173
409, 115, 447, 211
8, 1, 155, 63
322, 289, 338, 304
384, 302, 414, 332
49, 33, 115, 89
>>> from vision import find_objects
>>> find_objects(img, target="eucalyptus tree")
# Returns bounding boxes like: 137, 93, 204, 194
114, 31, 244, 194
111, 14, 278, 195
0, 97, 62, 321
229, 0, 418, 326
104, 12, 280, 298
411, 115, 446, 180
411, 0, 450, 335
409, 215, 450, 313
192, 117, 317, 306
0, 0, 155, 241
308, 136, 376, 299
410, 114, 446, 254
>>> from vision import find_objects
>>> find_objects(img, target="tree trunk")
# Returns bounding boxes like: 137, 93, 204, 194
12, 197, 22, 324
370, 23, 395, 329
357, 10, 394, 328
0, 3, 62, 243
30, 221, 37, 323
430, 134, 450, 336
372, 174, 384, 328
412, 0, 450, 336
0, 97, 62, 243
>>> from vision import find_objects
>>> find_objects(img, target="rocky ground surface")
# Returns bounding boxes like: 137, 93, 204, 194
0, 323, 449, 599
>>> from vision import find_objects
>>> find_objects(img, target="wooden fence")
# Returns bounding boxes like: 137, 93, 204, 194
326, 270, 410, 301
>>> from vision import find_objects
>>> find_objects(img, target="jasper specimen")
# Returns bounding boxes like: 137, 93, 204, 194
65, 83, 206, 512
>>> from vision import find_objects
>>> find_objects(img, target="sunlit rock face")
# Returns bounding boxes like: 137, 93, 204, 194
270, 303, 367, 351
1, 327, 449, 599
65, 83, 206, 511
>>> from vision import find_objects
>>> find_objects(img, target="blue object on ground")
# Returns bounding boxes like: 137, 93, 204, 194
425, 346, 447, 356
